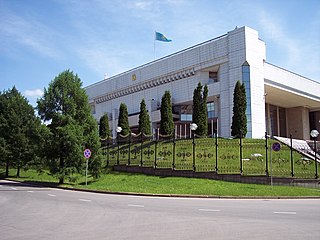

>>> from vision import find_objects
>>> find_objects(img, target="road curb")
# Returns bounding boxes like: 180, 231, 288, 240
3, 179, 320, 199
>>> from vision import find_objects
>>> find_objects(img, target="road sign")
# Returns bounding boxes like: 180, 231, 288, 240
272, 142, 281, 152
84, 149, 91, 158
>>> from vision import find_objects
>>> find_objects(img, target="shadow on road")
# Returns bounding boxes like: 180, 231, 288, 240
0, 179, 60, 189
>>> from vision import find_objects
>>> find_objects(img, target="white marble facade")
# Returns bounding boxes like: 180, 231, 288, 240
85, 26, 320, 139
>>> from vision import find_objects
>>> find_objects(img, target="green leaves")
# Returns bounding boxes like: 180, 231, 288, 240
37, 70, 101, 183
0, 86, 41, 177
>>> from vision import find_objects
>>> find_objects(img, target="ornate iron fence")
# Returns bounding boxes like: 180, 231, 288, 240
100, 132, 319, 179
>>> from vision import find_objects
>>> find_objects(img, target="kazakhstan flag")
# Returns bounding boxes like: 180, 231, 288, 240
155, 32, 172, 42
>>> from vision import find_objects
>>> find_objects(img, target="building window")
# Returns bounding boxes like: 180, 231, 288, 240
209, 71, 218, 83
90, 104, 96, 114
207, 102, 215, 118
180, 114, 192, 122
242, 61, 251, 138
279, 107, 287, 137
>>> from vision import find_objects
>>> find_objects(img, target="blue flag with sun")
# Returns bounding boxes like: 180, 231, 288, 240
155, 32, 172, 42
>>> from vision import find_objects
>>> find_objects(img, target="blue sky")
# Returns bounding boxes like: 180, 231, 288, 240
1, 0, 319, 106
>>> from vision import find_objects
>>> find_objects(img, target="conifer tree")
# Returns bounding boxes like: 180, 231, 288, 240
160, 91, 174, 136
231, 80, 247, 138
99, 113, 110, 139
192, 83, 208, 136
118, 103, 131, 136
138, 99, 151, 135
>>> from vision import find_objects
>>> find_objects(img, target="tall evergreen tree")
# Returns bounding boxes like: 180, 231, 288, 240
99, 113, 110, 139
192, 83, 208, 136
138, 99, 151, 135
160, 90, 174, 136
231, 80, 247, 138
0, 87, 41, 177
37, 70, 102, 183
118, 103, 131, 136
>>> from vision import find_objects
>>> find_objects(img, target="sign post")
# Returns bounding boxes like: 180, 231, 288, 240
270, 142, 281, 187
84, 149, 91, 186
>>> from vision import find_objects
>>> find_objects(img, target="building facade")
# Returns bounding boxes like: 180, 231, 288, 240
85, 26, 320, 140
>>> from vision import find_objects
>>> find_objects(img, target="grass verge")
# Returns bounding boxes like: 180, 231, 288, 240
2, 168, 320, 197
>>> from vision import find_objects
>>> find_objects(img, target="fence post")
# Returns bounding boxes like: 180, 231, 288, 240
117, 134, 120, 165
128, 134, 131, 166
265, 132, 269, 176
290, 134, 294, 177
239, 131, 243, 175
172, 130, 176, 170
140, 132, 143, 166
154, 132, 158, 169
215, 129, 218, 173
107, 138, 110, 167
313, 137, 318, 179
192, 131, 196, 171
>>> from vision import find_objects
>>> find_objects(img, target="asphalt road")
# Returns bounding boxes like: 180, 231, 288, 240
0, 180, 319, 240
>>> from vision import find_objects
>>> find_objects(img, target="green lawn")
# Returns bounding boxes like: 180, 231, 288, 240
2, 168, 320, 197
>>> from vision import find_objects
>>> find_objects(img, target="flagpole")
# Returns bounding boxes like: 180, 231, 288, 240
154, 31, 156, 60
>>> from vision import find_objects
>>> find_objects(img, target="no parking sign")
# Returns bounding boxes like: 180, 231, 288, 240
84, 149, 91, 158
84, 149, 91, 186
272, 142, 281, 152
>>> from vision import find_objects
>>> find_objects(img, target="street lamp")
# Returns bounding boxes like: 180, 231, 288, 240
190, 123, 198, 131
116, 126, 122, 165
116, 126, 122, 134
190, 123, 198, 171
310, 129, 319, 179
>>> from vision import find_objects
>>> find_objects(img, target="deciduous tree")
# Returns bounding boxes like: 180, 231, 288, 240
0, 87, 41, 177
37, 70, 102, 183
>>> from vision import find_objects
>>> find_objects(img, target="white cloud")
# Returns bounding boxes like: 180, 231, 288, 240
258, 10, 320, 80
24, 89, 43, 98
0, 10, 61, 59
259, 11, 301, 65
134, 1, 153, 9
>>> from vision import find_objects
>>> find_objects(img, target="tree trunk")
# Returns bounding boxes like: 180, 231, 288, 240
5, 159, 9, 177
59, 156, 64, 184
59, 177, 64, 184
17, 158, 20, 178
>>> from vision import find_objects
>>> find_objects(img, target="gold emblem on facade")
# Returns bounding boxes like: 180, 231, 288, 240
132, 74, 136, 81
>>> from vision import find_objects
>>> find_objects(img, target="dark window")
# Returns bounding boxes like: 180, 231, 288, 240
209, 72, 218, 83
207, 102, 215, 118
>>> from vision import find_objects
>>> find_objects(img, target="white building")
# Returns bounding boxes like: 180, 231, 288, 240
85, 26, 320, 140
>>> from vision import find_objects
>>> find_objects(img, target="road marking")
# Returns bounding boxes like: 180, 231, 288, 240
273, 212, 296, 215
199, 209, 221, 212
128, 204, 144, 208
28, 191, 34, 193
79, 199, 91, 202
11, 187, 17, 190
48, 194, 56, 197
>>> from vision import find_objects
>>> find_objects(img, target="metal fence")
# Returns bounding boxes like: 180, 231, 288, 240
101, 132, 319, 179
